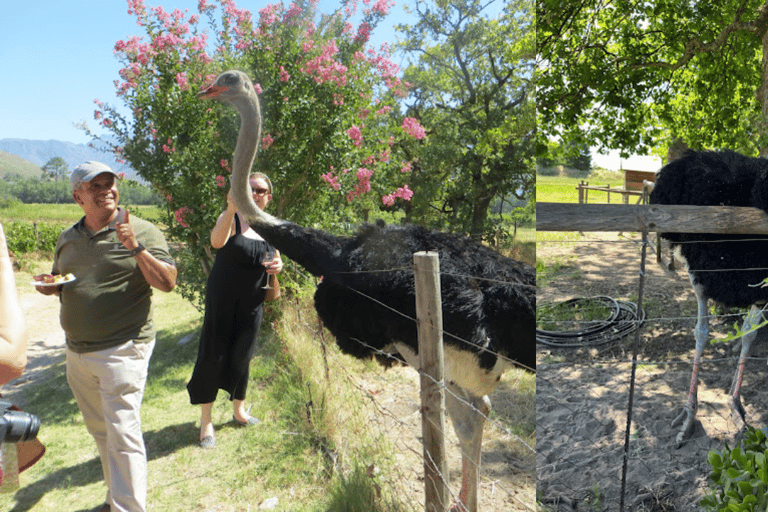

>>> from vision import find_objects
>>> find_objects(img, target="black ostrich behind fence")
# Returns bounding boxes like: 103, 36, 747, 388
198, 69, 535, 512
650, 149, 768, 446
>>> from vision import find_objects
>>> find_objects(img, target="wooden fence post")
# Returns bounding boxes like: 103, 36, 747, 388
413, 251, 449, 512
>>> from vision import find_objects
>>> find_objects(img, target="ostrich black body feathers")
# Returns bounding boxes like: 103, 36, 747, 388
267, 218, 535, 372
650, 150, 768, 307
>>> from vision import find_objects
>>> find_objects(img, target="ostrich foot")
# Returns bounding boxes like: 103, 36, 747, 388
728, 395, 748, 432
672, 406, 696, 447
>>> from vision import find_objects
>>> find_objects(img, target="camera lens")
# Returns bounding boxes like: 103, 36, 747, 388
1, 410, 40, 443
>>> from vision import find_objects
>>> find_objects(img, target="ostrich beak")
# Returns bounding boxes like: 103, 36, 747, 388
197, 84, 228, 100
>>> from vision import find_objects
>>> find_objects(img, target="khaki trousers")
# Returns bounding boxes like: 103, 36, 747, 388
66, 339, 155, 512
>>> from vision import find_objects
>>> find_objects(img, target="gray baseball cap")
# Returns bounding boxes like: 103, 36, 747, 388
70, 161, 120, 192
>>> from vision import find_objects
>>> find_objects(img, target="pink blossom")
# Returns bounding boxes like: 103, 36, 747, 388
262, 134, 274, 148
371, 0, 394, 15
283, 2, 302, 23
301, 40, 348, 87
401, 117, 426, 139
215, 175, 227, 187
175, 72, 189, 90
254, 83, 263, 94
220, 159, 231, 171
383, 185, 414, 205
118, 172, 127, 180
394, 185, 413, 201
355, 22, 371, 44
400, 161, 412, 173
346, 125, 363, 147
174, 206, 193, 228
321, 172, 341, 191
258, 4, 279, 25
279, 66, 291, 82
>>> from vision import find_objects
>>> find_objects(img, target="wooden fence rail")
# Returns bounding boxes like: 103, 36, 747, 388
537, 202, 768, 234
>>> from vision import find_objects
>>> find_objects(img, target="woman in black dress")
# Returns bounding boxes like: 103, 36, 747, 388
187, 173, 282, 448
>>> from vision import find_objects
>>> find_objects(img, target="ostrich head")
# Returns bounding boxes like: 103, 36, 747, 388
198, 70, 279, 229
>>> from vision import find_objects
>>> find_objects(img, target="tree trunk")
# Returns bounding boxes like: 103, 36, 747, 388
469, 193, 493, 239
758, 13, 768, 157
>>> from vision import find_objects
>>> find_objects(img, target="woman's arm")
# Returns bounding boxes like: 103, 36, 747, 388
0, 223, 27, 383
210, 192, 238, 249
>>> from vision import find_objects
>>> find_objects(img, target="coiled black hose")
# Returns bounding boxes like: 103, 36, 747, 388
536, 296, 645, 348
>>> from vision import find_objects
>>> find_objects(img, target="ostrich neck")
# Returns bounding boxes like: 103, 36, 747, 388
229, 93, 273, 228
226, 90, 344, 276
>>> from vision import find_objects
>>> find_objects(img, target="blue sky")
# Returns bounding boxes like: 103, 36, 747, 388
0, 0, 412, 145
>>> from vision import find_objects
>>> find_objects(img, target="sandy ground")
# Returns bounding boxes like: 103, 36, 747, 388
4, 268, 535, 511
537, 232, 768, 511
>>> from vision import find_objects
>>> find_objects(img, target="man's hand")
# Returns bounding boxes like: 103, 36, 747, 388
116, 210, 139, 251
33, 275, 61, 296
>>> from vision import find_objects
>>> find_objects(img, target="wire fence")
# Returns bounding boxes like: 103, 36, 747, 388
281, 262, 536, 512
537, 233, 768, 511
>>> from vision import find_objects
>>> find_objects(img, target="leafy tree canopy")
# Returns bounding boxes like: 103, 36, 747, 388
538, 0, 768, 159
399, 0, 535, 236
40, 157, 69, 181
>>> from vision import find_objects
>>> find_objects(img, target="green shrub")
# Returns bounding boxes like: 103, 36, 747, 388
3, 221, 65, 254
701, 426, 768, 511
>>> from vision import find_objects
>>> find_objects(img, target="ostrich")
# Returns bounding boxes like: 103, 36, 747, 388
198, 70, 535, 511
650, 149, 768, 446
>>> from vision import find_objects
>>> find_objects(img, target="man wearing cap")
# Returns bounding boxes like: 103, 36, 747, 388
36, 161, 177, 512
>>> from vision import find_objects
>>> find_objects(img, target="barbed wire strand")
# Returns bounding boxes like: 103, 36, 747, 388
286, 297, 534, 510
538, 232, 768, 509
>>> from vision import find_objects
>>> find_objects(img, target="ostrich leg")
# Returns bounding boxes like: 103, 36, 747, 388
446, 383, 490, 512
672, 280, 709, 447
728, 304, 761, 430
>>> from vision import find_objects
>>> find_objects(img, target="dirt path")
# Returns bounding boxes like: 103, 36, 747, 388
1, 278, 66, 407
537, 232, 768, 511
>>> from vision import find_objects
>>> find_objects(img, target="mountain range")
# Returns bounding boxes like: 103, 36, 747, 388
0, 138, 140, 181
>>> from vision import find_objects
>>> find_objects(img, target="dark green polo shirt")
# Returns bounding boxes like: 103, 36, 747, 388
52, 208, 174, 353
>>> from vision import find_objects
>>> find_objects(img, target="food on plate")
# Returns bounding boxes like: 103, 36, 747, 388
34, 273, 75, 284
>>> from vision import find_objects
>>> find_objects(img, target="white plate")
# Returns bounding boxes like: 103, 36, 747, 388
31, 275, 76, 287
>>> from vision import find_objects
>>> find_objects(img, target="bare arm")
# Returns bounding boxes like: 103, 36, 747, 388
116, 211, 177, 293
133, 250, 178, 292
0, 223, 28, 382
210, 192, 237, 249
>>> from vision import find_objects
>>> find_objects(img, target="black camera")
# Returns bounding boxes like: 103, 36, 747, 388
0, 401, 39, 443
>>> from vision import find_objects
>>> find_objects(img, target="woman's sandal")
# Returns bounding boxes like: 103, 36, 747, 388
232, 415, 260, 426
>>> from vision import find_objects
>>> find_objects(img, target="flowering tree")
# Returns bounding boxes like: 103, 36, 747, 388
83, 0, 426, 306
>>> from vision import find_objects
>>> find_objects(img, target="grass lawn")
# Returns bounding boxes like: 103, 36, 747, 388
0, 203, 163, 224
537, 172, 627, 204
1, 259, 384, 511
